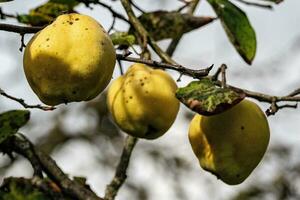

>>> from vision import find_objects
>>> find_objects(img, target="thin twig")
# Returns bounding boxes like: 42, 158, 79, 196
259, 0, 283, 4
117, 59, 124, 75
116, 53, 213, 78
220, 64, 227, 88
242, 89, 300, 103
288, 88, 300, 97
0, 23, 43, 34
277, 103, 298, 111
234, 0, 273, 9
19, 33, 26, 52
77, 0, 130, 23
177, 0, 193, 12
177, 73, 184, 82
0, 88, 55, 111
0, 7, 17, 19
129, 0, 145, 13
104, 136, 138, 200
108, 16, 116, 34
212, 67, 222, 81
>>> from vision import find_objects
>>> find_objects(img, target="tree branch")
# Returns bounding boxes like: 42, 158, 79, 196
77, 0, 130, 23
120, 0, 176, 64
116, 53, 213, 78
1, 133, 103, 200
0, 23, 43, 34
2, 134, 43, 178
167, 0, 201, 56
104, 136, 138, 200
0, 88, 55, 111
210, 66, 300, 115
236, 87, 300, 103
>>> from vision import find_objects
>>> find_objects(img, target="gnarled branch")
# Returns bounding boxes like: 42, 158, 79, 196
104, 136, 138, 200
0, 133, 103, 200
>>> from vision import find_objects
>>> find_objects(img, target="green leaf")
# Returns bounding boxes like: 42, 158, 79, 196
208, 0, 256, 64
110, 32, 136, 46
0, 110, 30, 144
129, 11, 215, 41
176, 79, 245, 116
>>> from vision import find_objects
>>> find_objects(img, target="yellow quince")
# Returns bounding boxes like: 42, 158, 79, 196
189, 99, 270, 185
23, 13, 116, 105
107, 63, 180, 139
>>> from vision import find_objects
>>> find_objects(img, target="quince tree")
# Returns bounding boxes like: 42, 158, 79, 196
0, 0, 298, 200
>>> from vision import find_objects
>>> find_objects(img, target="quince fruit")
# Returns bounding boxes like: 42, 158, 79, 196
107, 63, 180, 139
189, 99, 270, 185
23, 13, 116, 105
